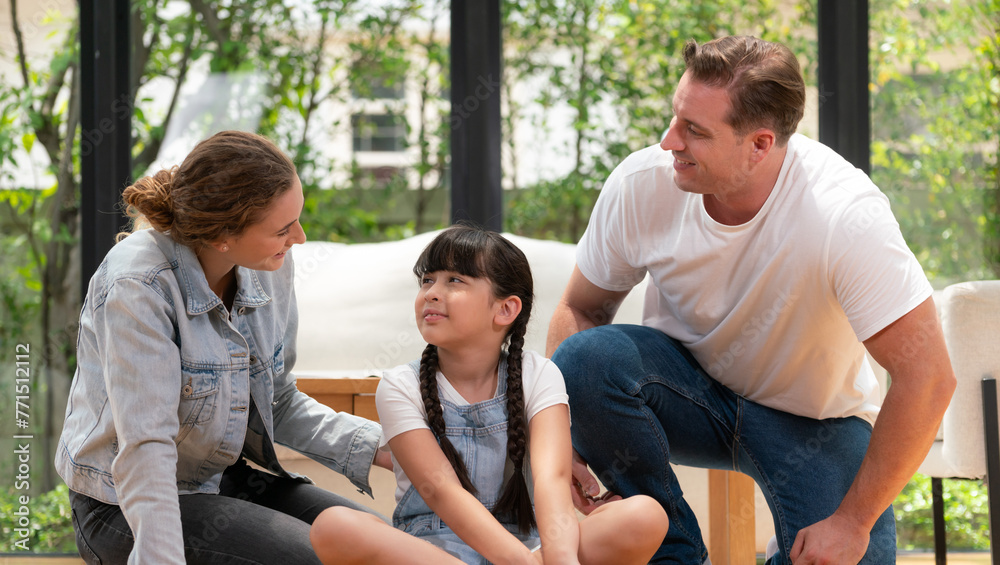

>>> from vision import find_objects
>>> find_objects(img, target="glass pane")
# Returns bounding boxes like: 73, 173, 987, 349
353, 113, 407, 153
500, 1, 817, 241
0, 0, 81, 554
134, 1, 451, 244
870, 0, 999, 285
1, 0, 455, 555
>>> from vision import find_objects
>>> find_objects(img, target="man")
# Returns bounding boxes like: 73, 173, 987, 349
547, 35, 955, 565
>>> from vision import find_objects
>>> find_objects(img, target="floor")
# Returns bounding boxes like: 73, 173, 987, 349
752, 554, 992, 564
2, 551, 992, 564
752, 555, 992, 564
897, 553, 992, 565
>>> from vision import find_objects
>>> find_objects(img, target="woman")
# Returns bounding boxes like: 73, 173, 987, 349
56, 130, 390, 564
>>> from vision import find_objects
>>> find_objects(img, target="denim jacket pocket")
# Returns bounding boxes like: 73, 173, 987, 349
271, 343, 285, 377
177, 365, 220, 440
249, 344, 283, 404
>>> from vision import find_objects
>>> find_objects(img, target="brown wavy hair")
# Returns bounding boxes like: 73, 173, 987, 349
119, 130, 297, 247
683, 35, 805, 146
413, 225, 536, 534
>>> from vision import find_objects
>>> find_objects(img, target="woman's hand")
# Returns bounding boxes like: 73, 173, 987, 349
373, 449, 393, 471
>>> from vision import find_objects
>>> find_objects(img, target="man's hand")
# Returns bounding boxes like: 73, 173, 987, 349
789, 513, 869, 564
569, 449, 621, 515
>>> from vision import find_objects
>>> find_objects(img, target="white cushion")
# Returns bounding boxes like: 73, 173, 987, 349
292, 231, 647, 376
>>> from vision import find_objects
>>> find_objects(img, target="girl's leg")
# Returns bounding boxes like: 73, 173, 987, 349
575, 496, 669, 565
310, 507, 466, 565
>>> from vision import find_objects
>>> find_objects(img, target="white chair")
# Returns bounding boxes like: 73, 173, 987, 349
918, 281, 1000, 564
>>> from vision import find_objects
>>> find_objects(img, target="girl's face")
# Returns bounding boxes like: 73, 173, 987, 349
222, 176, 306, 271
415, 270, 506, 350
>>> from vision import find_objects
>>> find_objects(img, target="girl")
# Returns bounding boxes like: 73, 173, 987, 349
57, 131, 390, 564
311, 225, 668, 564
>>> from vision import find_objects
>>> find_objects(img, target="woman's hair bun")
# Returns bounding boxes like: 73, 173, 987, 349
117, 131, 298, 247
121, 167, 178, 233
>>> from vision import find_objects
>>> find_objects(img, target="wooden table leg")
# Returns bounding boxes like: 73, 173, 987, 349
708, 469, 757, 565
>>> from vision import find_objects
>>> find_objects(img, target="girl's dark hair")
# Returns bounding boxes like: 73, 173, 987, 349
119, 130, 297, 246
413, 225, 536, 534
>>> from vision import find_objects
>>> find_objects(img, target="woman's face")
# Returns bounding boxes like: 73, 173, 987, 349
223, 176, 306, 271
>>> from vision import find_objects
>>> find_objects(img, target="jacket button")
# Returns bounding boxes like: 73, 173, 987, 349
182, 384, 193, 396
249, 355, 257, 365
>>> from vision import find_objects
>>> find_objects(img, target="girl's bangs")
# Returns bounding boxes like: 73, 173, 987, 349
413, 229, 489, 279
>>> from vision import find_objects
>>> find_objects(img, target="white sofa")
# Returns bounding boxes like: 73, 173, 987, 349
285, 231, 1000, 559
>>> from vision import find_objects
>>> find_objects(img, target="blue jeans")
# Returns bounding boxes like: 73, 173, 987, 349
551, 325, 895, 565
69, 458, 386, 564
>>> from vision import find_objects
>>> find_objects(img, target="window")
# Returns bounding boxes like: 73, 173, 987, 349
356, 166, 406, 188
351, 78, 405, 100
352, 114, 406, 153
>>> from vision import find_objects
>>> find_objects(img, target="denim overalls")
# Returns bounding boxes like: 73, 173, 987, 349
393, 359, 540, 564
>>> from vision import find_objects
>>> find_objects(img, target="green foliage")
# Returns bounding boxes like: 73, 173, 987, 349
870, 0, 999, 282
894, 474, 991, 551
299, 163, 418, 243
506, 171, 602, 243
0, 483, 76, 554
0, 193, 43, 352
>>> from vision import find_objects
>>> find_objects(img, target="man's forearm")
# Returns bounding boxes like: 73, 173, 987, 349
834, 373, 954, 531
791, 370, 955, 563
546, 266, 630, 357
837, 297, 957, 530
546, 302, 596, 357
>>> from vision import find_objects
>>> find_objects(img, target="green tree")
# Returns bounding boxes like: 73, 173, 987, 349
502, 0, 813, 241
894, 474, 990, 551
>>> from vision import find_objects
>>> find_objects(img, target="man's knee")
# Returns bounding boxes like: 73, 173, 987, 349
553, 325, 640, 375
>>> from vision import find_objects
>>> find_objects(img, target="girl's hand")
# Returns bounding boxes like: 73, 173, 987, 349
570, 450, 621, 514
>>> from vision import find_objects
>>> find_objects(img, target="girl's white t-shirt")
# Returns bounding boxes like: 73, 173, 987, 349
577, 134, 932, 424
376, 350, 569, 502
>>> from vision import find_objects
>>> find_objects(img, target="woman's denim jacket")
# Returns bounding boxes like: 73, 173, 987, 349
55, 229, 381, 564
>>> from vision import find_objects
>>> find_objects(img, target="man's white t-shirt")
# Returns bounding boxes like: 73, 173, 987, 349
376, 350, 569, 502
577, 134, 932, 424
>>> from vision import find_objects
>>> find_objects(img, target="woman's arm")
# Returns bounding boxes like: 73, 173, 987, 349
528, 404, 581, 565
98, 280, 187, 564
268, 256, 382, 493
389, 429, 537, 565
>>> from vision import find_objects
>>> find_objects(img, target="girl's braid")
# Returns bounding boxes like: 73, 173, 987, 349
418, 343, 477, 495
493, 317, 536, 533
